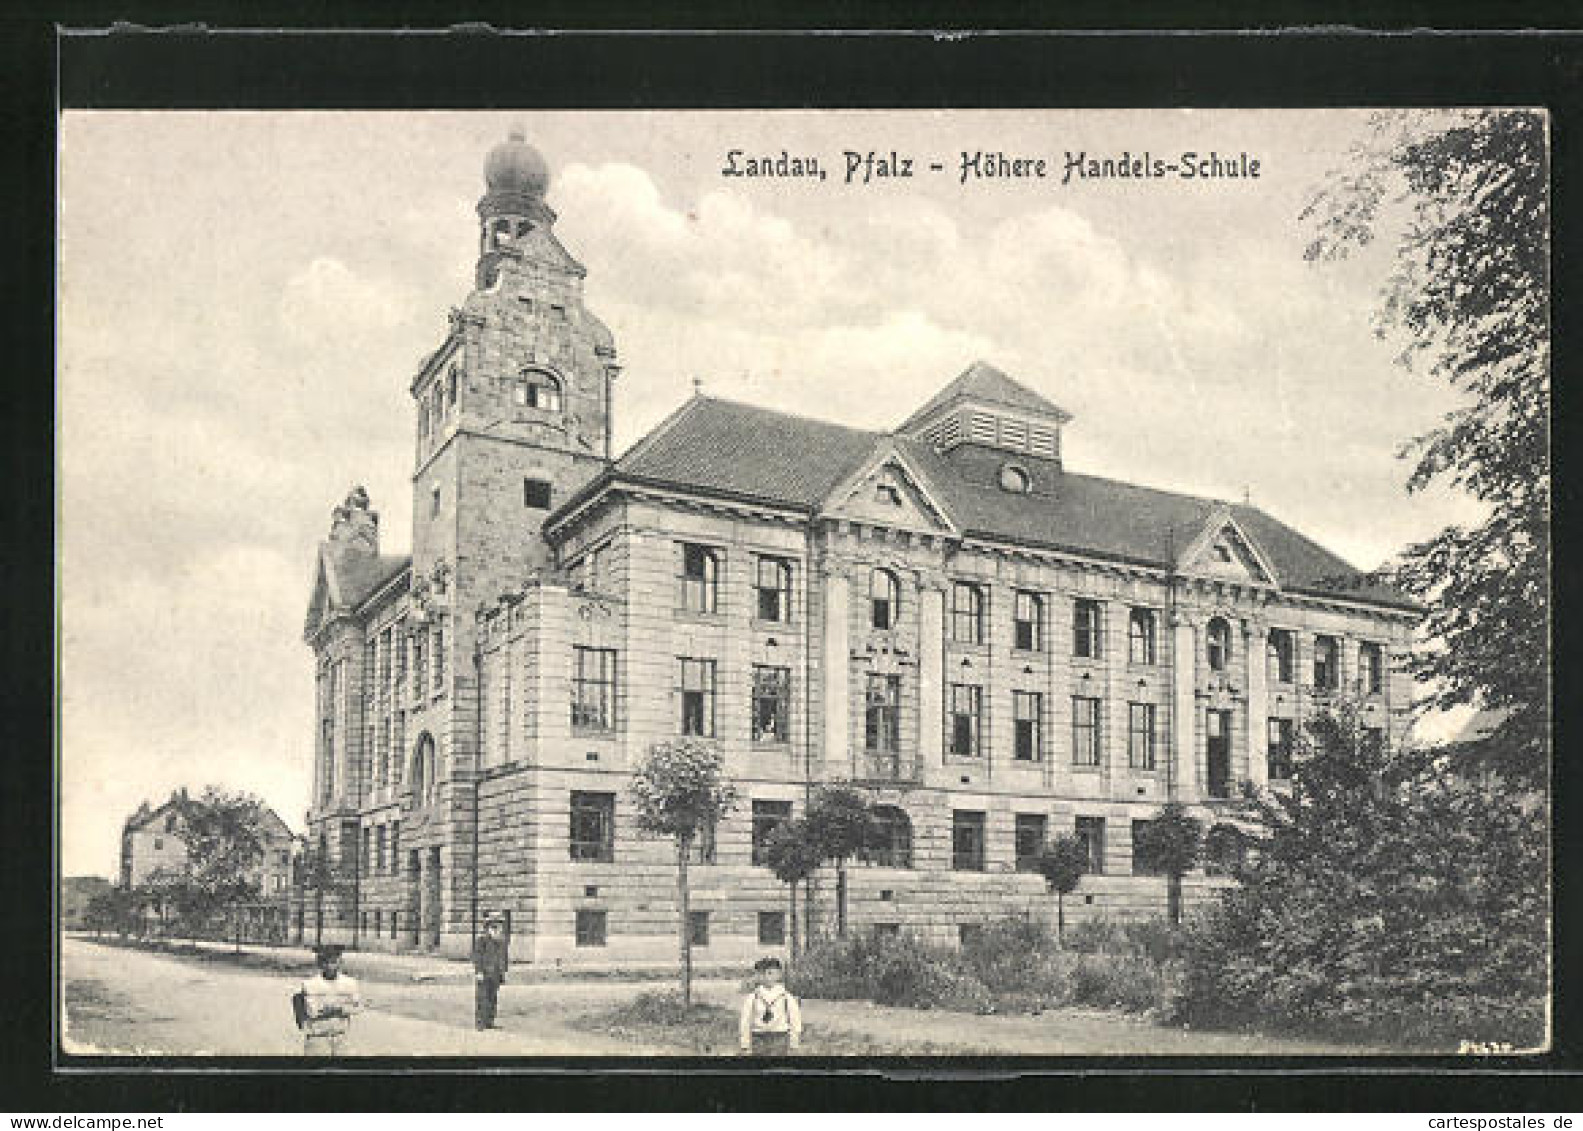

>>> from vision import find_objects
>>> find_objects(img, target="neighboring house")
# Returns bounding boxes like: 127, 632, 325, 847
302, 131, 1422, 962
119, 790, 296, 897
61, 875, 113, 929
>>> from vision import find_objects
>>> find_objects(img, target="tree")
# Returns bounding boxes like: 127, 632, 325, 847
182, 788, 267, 948
85, 887, 140, 938
1177, 702, 1547, 1046
1031, 835, 1089, 946
805, 785, 873, 938
630, 739, 738, 1006
1132, 801, 1203, 926
762, 818, 822, 958
1303, 110, 1549, 787
298, 837, 344, 947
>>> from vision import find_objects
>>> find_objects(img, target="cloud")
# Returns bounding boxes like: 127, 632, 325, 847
279, 256, 416, 347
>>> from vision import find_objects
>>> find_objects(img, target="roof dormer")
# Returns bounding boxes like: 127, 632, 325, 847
899, 361, 1072, 465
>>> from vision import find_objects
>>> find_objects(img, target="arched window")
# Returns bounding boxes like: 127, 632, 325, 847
863, 805, 913, 868
870, 568, 899, 630
1206, 617, 1232, 672
1203, 824, 1247, 878
520, 369, 563, 412
410, 733, 438, 807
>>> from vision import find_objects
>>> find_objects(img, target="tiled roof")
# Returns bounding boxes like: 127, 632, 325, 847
321, 545, 411, 611
568, 395, 1416, 612
612, 395, 879, 508
898, 360, 1072, 432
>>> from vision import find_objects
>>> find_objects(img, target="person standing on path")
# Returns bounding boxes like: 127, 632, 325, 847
739, 956, 802, 1056
297, 944, 362, 1057
472, 913, 510, 1030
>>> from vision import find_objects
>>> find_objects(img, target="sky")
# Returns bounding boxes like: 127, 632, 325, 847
58, 109, 1490, 879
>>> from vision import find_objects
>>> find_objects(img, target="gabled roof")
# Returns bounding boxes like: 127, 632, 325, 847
898, 360, 1072, 432
306, 543, 411, 635
550, 394, 1417, 612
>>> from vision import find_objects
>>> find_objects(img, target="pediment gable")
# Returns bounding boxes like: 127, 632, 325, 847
1177, 506, 1280, 587
818, 442, 958, 536
304, 548, 341, 638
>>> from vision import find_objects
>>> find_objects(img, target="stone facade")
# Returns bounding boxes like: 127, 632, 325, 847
302, 132, 1420, 962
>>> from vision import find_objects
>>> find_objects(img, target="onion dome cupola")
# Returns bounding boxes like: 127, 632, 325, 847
476, 127, 558, 284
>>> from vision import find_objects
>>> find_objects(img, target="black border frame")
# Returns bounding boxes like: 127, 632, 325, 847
8, 15, 1582, 1112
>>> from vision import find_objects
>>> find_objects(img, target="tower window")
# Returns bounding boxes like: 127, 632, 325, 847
430, 484, 442, 518
524, 478, 553, 509
521, 370, 563, 412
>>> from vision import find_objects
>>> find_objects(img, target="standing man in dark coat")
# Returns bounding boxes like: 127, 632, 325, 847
472, 912, 510, 1029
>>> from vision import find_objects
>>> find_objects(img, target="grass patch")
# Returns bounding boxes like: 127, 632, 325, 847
569, 990, 964, 1055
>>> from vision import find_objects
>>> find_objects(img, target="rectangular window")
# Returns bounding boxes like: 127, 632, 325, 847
1071, 695, 1102, 767
523, 478, 553, 509
680, 543, 719, 613
951, 581, 985, 645
572, 647, 617, 731
569, 792, 615, 862
688, 910, 711, 947
1013, 590, 1044, 652
677, 658, 717, 737
1314, 635, 1339, 691
1015, 813, 1048, 872
1013, 691, 1043, 761
958, 923, 984, 948
380, 628, 392, 692
751, 665, 791, 744
865, 673, 901, 753
758, 910, 787, 946
874, 922, 900, 939
952, 810, 986, 871
1073, 599, 1103, 659
1132, 820, 1161, 875
1075, 816, 1105, 874
430, 484, 441, 518
575, 909, 608, 947
755, 556, 793, 623
1267, 629, 1295, 684
752, 800, 793, 866
1128, 702, 1158, 770
1359, 642, 1384, 694
947, 684, 983, 758
390, 821, 400, 872
412, 632, 427, 698
1129, 608, 1158, 665
1268, 717, 1294, 780
362, 828, 372, 873
432, 619, 445, 691
376, 826, 387, 873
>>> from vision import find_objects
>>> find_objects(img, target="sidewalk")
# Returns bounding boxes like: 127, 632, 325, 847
64, 931, 750, 987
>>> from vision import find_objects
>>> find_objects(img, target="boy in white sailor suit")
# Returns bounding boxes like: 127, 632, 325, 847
297, 944, 363, 1057
739, 956, 801, 1055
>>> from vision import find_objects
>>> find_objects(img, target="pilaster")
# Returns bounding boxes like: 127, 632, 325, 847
822, 568, 851, 771
1171, 615, 1198, 802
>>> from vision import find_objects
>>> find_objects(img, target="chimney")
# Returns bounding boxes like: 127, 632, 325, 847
328, 485, 380, 553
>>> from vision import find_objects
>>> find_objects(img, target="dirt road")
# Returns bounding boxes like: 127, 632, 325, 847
61, 936, 1365, 1057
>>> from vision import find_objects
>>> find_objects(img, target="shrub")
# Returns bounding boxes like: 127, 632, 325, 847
1173, 706, 1549, 1050
788, 916, 1177, 1017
